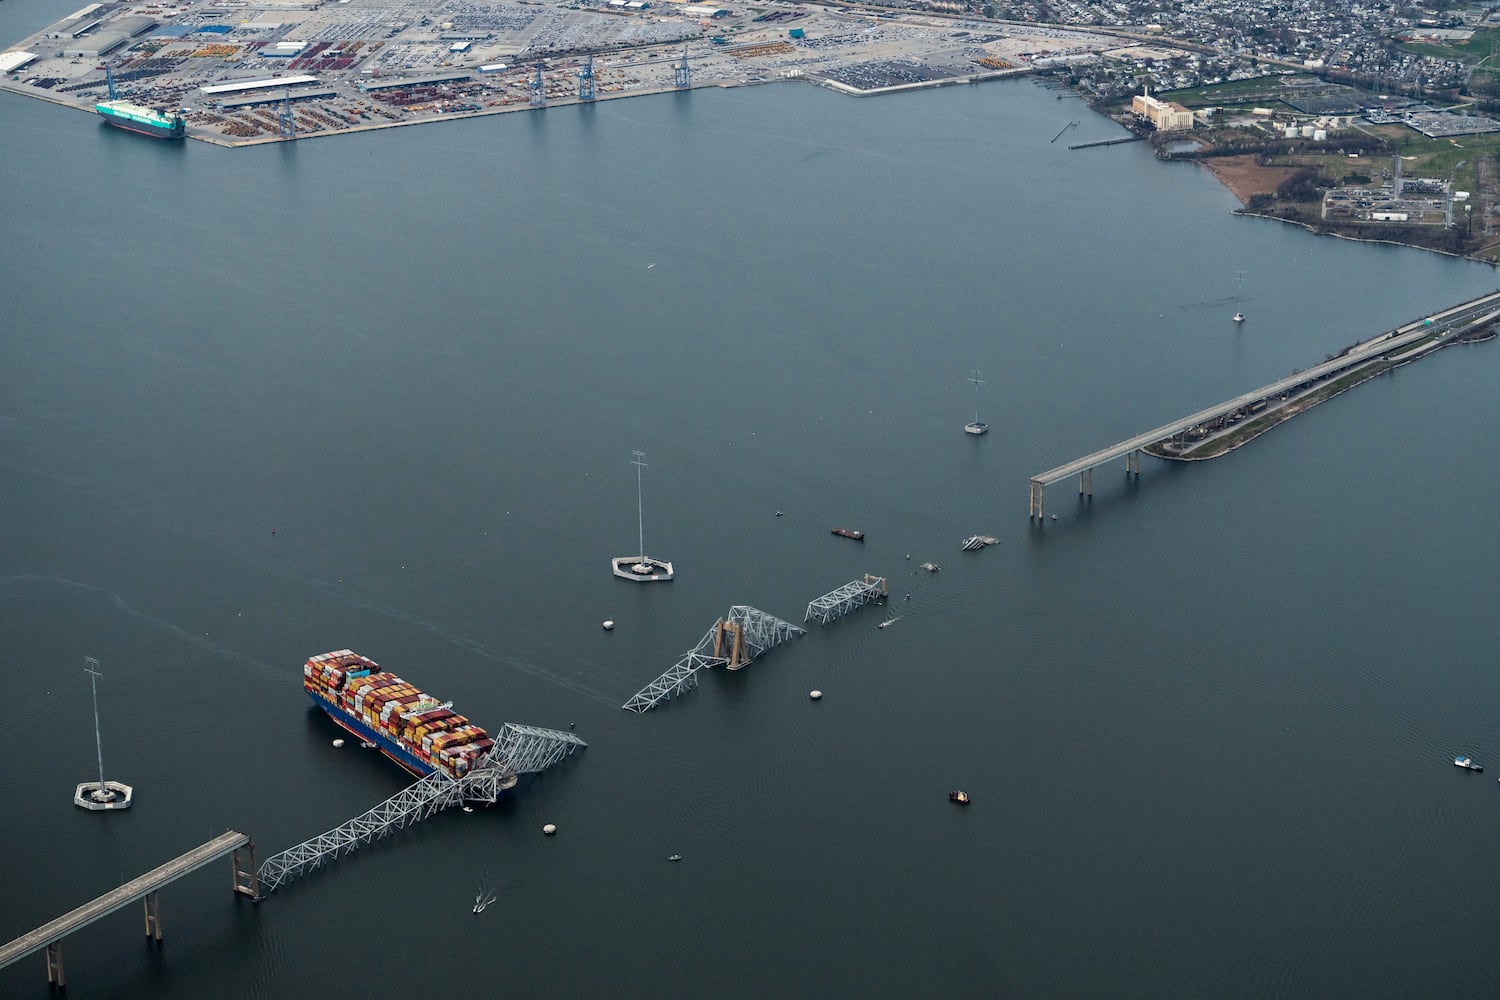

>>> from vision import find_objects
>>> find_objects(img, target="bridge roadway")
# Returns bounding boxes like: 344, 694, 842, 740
1028, 289, 1500, 518
0, 830, 251, 982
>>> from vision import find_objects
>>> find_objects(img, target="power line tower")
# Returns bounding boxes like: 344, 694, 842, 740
674, 45, 690, 89
278, 88, 296, 139
530, 59, 546, 107
578, 54, 595, 101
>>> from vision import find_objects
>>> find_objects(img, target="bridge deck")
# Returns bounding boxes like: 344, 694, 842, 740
1031, 291, 1500, 487
0, 830, 249, 970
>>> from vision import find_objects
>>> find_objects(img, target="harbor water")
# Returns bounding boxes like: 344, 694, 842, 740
4, 11, 1500, 995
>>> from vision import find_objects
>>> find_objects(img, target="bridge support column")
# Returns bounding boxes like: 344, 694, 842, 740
1029, 480, 1043, 519
233, 841, 260, 901
143, 891, 162, 941
1126, 450, 1139, 476
45, 942, 64, 986
1079, 468, 1092, 496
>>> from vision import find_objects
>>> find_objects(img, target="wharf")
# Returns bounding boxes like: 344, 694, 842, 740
1069, 135, 1143, 150
0, 0, 1138, 147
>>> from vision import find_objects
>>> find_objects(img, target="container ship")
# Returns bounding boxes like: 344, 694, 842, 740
304, 650, 495, 779
95, 99, 186, 139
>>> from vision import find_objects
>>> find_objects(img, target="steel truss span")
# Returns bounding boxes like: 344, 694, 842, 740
622, 606, 806, 713
255, 724, 586, 896
804, 576, 888, 624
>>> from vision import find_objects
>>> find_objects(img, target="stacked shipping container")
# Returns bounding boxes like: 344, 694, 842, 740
303, 649, 494, 778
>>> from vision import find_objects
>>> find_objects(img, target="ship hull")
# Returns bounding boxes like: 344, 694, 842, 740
101, 119, 184, 139
96, 108, 185, 139
307, 690, 436, 778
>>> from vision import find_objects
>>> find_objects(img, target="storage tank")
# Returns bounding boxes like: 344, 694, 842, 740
1300, 125, 1315, 138
1313, 129, 1327, 141
1285, 127, 1299, 139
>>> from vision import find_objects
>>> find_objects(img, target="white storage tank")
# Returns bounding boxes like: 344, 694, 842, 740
1313, 129, 1327, 141
1300, 125, 1315, 138
1285, 127, 1299, 139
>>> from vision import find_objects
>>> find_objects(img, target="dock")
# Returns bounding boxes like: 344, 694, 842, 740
1069, 135, 1143, 150
1028, 289, 1500, 518
0, 831, 257, 987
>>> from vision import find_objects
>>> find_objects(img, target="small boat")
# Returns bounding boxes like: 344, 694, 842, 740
949, 790, 970, 805
1233, 312, 1245, 323
602, 619, 615, 631
964, 421, 989, 436
831, 528, 864, 541
877, 616, 901, 629
668, 854, 683, 862
360, 740, 377, 749
920, 562, 940, 572
1455, 755, 1484, 772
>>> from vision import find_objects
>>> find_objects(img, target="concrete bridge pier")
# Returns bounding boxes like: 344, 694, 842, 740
1126, 449, 1140, 475
143, 891, 162, 942
232, 842, 259, 901
1079, 468, 1092, 496
45, 942, 63, 987
1028, 480, 1044, 519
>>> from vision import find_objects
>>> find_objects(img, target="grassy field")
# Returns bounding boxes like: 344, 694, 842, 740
1159, 74, 1321, 108
1397, 25, 1500, 62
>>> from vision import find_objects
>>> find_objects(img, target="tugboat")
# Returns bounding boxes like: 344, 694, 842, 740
1455, 755, 1484, 772
949, 790, 970, 805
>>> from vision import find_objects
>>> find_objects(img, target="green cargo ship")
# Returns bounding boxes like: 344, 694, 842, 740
95, 99, 185, 139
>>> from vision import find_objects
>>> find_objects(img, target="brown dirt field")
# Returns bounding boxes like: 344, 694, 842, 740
1200, 155, 1302, 206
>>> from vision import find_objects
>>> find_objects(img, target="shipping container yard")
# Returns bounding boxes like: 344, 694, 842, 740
0, 0, 1128, 145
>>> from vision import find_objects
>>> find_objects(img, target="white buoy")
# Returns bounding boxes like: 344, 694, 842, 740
543, 823, 557, 836
602, 620, 615, 630
809, 690, 823, 700
332, 738, 345, 748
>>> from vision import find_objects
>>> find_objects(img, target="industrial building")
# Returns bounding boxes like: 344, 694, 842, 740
1131, 90, 1194, 131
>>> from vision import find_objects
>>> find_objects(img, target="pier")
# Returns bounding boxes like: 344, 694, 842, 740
622, 605, 806, 712
1069, 135, 1143, 150
0, 830, 257, 987
1028, 290, 1500, 519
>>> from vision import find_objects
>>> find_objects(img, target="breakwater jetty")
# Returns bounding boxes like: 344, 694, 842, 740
1027, 289, 1500, 519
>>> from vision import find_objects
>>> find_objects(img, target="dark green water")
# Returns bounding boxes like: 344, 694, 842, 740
5, 8, 1500, 994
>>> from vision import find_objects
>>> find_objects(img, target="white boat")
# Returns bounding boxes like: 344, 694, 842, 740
1233, 312, 1245, 323
878, 616, 901, 629
1455, 755, 1484, 772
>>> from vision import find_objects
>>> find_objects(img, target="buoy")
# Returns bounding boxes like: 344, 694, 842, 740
543, 823, 558, 836
809, 690, 823, 700
602, 620, 615, 630
332, 738, 345, 748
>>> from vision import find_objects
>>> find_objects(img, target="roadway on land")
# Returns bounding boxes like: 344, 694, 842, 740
0, 831, 249, 971
1030, 289, 1500, 488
